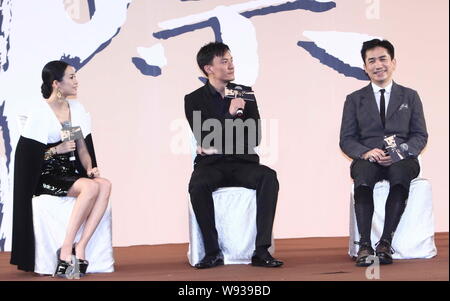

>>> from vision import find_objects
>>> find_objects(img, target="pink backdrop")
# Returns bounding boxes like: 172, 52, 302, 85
0, 0, 448, 248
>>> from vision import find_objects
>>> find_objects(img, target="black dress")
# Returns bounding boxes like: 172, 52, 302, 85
34, 149, 83, 197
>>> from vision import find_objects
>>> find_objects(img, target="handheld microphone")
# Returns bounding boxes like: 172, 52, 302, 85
61, 121, 76, 162
400, 143, 411, 158
225, 82, 255, 118
234, 85, 244, 117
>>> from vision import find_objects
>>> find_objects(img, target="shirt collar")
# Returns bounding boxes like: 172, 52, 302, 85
207, 81, 221, 97
371, 81, 393, 94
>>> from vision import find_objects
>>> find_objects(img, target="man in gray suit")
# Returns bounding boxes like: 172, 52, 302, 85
339, 39, 428, 266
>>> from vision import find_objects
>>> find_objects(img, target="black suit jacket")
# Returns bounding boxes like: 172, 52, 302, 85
184, 82, 261, 165
339, 82, 428, 159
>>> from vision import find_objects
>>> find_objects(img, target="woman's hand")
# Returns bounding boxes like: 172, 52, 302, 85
87, 167, 100, 178
55, 141, 76, 154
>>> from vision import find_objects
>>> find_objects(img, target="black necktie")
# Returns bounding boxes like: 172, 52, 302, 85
380, 89, 386, 128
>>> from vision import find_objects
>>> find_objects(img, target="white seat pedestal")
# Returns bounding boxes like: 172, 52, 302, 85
33, 194, 114, 275
348, 178, 437, 259
188, 187, 274, 266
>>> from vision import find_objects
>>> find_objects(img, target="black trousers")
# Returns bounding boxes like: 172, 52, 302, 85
351, 157, 420, 192
188, 157, 279, 257
351, 157, 420, 243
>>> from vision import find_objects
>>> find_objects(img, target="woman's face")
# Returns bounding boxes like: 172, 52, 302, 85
56, 66, 78, 97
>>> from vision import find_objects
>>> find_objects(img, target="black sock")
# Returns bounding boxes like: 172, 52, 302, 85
354, 185, 374, 245
381, 184, 408, 244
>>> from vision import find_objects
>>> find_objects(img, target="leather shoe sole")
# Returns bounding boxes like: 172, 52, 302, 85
376, 252, 393, 265
194, 258, 224, 269
251, 256, 283, 268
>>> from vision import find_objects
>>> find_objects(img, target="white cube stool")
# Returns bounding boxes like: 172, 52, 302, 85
188, 187, 274, 266
32, 194, 114, 275
349, 178, 437, 259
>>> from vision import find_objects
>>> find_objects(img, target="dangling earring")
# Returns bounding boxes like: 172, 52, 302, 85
56, 89, 62, 99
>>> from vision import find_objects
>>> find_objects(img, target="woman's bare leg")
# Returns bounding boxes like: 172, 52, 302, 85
75, 177, 112, 260
59, 178, 99, 262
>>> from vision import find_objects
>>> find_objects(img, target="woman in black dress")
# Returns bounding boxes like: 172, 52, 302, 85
11, 61, 112, 278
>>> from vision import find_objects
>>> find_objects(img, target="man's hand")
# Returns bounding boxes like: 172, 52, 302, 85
196, 146, 218, 156
362, 148, 386, 162
377, 155, 393, 167
229, 98, 246, 116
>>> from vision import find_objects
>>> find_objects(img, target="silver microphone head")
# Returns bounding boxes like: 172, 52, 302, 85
62, 120, 72, 129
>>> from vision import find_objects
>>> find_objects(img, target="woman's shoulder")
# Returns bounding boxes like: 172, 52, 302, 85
68, 99, 88, 112
68, 99, 92, 135
24, 99, 50, 118
20, 100, 51, 142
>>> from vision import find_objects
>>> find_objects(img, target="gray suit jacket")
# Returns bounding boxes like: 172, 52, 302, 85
339, 82, 428, 160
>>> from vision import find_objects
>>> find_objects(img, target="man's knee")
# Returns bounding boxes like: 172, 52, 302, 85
389, 184, 409, 202
389, 164, 419, 184
260, 166, 277, 179
351, 159, 380, 183
189, 174, 222, 195
260, 166, 279, 188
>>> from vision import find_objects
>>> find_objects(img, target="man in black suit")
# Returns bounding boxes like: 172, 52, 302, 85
340, 39, 428, 266
185, 42, 283, 269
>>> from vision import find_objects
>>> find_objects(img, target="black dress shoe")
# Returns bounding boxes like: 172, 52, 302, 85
251, 252, 283, 267
354, 241, 375, 267
375, 239, 395, 265
194, 252, 224, 269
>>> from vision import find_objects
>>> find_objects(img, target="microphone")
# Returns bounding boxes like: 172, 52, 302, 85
234, 85, 244, 117
400, 143, 408, 152
61, 121, 76, 162
400, 143, 411, 158
225, 82, 255, 118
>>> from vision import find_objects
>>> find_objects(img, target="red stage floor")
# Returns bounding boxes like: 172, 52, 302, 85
1, 233, 447, 281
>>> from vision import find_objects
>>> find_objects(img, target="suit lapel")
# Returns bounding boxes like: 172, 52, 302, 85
361, 83, 383, 128
386, 81, 404, 121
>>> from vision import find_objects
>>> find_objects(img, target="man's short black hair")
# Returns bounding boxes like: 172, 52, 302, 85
196, 42, 230, 76
361, 39, 395, 63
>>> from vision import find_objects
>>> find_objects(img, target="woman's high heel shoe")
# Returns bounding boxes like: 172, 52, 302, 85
53, 248, 76, 278
72, 243, 89, 276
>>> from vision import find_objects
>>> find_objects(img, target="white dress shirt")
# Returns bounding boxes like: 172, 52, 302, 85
371, 81, 393, 115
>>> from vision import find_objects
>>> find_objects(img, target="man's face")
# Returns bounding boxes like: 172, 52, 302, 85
205, 51, 235, 82
364, 46, 396, 87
